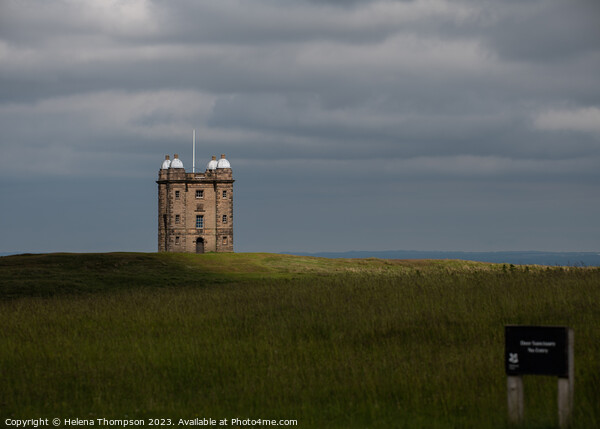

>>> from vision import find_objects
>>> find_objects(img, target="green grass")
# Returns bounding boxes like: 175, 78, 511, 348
1, 253, 599, 428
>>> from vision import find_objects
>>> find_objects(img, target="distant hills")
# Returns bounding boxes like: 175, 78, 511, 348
283, 250, 600, 267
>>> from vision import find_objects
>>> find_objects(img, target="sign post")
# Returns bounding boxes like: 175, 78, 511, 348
507, 374, 524, 424
505, 326, 574, 428
558, 329, 574, 428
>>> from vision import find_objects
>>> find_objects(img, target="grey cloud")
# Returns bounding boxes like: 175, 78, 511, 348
464, 0, 600, 62
1, 0, 599, 253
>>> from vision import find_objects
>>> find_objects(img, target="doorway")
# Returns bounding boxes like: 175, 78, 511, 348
196, 237, 204, 254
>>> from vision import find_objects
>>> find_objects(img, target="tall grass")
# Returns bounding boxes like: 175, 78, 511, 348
0, 254, 599, 428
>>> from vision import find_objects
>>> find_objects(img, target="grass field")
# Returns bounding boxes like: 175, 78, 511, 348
1, 252, 599, 428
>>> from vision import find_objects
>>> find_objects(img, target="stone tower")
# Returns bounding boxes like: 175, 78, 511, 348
157, 153, 234, 253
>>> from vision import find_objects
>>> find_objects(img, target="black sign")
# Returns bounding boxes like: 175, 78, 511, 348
505, 326, 569, 376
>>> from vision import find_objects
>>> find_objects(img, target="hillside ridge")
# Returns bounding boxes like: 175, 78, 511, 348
1, 251, 593, 300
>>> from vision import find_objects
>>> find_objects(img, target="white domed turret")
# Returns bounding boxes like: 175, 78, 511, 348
207, 156, 218, 170
161, 155, 171, 169
217, 154, 231, 169
170, 153, 184, 169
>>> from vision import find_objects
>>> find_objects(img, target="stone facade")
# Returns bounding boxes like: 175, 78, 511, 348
157, 154, 234, 253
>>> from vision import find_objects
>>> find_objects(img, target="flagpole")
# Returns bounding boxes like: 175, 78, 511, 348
192, 129, 196, 173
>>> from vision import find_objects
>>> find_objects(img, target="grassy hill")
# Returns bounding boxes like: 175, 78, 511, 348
1, 253, 599, 428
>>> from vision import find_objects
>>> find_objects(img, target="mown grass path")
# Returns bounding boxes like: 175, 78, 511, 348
1, 253, 599, 428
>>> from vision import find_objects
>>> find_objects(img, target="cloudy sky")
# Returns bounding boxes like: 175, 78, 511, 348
1, 0, 599, 254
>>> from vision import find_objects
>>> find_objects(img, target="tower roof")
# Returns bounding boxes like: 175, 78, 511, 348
207, 155, 218, 170
170, 153, 184, 169
217, 154, 231, 169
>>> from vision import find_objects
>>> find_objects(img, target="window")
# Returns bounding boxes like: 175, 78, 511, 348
196, 215, 204, 229
196, 203, 204, 212
222, 215, 227, 224
196, 190, 204, 199
175, 236, 180, 244
222, 236, 228, 245
175, 190, 180, 200
222, 190, 227, 198
175, 214, 180, 224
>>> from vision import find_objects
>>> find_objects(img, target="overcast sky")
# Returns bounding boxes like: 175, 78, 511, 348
1, 0, 599, 254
